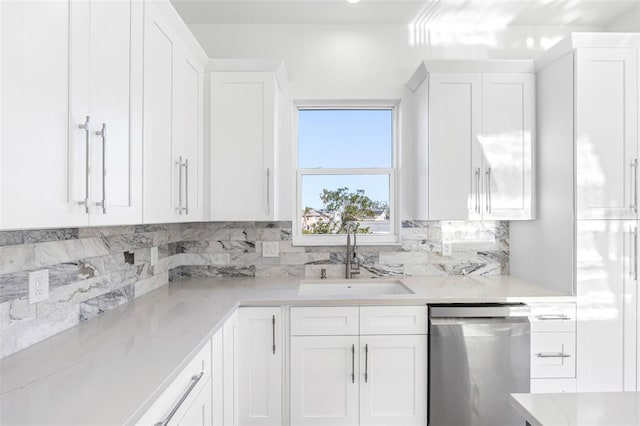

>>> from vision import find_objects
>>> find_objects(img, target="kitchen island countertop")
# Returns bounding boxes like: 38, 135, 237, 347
511, 391, 640, 426
0, 274, 572, 425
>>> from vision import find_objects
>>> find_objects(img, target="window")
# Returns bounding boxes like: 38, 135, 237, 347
294, 102, 399, 245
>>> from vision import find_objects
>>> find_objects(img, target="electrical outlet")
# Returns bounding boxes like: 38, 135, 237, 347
262, 241, 279, 258
442, 242, 453, 256
28, 269, 49, 304
150, 246, 159, 266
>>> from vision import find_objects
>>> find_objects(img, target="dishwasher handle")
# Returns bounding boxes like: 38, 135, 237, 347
430, 304, 530, 319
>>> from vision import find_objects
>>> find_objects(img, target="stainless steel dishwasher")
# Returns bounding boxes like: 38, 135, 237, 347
429, 304, 530, 426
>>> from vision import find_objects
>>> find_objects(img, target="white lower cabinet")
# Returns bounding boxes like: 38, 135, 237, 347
359, 335, 427, 426
528, 302, 577, 393
223, 310, 239, 426
237, 307, 283, 426
290, 306, 428, 426
290, 336, 360, 426
136, 340, 212, 425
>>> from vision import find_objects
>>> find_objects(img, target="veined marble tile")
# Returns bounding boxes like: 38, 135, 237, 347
78, 226, 136, 238
280, 252, 330, 265
0, 299, 36, 331
254, 228, 281, 241
378, 251, 430, 265
0, 304, 79, 359
255, 221, 290, 228
181, 253, 230, 266
229, 253, 280, 266
230, 227, 255, 241
102, 232, 155, 252
329, 252, 379, 266
182, 228, 231, 242
79, 284, 134, 322
207, 240, 255, 253
180, 240, 209, 253
255, 265, 305, 278
0, 231, 24, 247
361, 264, 403, 277
401, 239, 439, 252
403, 263, 449, 276
135, 272, 169, 298
304, 264, 345, 279
0, 244, 36, 275
152, 254, 183, 275
402, 220, 440, 229
180, 265, 256, 278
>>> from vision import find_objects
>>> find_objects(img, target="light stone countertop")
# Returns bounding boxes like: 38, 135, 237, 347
0, 275, 572, 425
511, 392, 640, 426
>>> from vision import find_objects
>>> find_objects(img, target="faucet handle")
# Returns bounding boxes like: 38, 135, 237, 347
320, 268, 327, 279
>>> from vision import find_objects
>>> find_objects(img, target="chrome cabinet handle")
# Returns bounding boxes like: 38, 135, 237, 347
78, 116, 91, 213
475, 167, 481, 213
155, 371, 204, 426
351, 344, 355, 384
184, 158, 189, 215
632, 159, 638, 213
266, 168, 271, 215
535, 352, 571, 359
364, 344, 368, 383
535, 314, 570, 321
272, 315, 276, 355
485, 167, 492, 214
94, 123, 107, 214
175, 157, 188, 215
634, 226, 638, 281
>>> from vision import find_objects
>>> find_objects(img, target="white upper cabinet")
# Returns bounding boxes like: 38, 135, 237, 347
575, 48, 638, 220
1, 0, 143, 229
237, 307, 282, 426
210, 67, 286, 221
142, 0, 207, 224
409, 61, 535, 221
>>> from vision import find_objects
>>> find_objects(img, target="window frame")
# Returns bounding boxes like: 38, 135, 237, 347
292, 100, 401, 246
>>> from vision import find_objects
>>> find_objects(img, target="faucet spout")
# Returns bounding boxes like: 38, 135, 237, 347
345, 222, 360, 279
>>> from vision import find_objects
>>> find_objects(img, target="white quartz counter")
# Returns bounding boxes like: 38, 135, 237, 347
511, 392, 640, 426
0, 275, 571, 425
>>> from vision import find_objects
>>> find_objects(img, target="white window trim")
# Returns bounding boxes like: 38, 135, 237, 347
292, 100, 401, 246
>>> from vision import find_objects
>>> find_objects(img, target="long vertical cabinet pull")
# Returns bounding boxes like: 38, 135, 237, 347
95, 123, 107, 214
634, 226, 638, 282
632, 159, 638, 213
184, 158, 189, 215
78, 116, 91, 213
475, 168, 481, 213
364, 344, 369, 383
266, 168, 271, 215
176, 157, 189, 215
485, 167, 492, 214
272, 315, 276, 354
351, 344, 355, 384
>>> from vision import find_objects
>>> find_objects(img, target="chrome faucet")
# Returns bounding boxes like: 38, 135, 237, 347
345, 222, 360, 279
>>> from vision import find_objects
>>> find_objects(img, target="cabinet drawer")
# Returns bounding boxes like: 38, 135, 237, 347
528, 302, 576, 333
360, 306, 427, 335
531, 332, 576, 378
135, 340, 212, 425
530, 378, 577, 393
290, 307, 359, 336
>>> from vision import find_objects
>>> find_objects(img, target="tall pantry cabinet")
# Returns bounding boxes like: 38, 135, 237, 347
511, 33, 640, 392
0, 0, 143, 229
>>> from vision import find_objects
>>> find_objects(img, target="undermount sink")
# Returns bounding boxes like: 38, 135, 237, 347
298, 279, 414, 296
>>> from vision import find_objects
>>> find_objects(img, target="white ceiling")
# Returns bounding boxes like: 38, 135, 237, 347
171, 0, 639, 27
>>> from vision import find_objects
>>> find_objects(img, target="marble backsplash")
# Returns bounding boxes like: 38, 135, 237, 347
0, 220, 508, 358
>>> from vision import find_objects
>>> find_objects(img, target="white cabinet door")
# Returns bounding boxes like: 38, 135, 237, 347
238, 307, 282, 426
428, 73, 482, 220
575, 48, 638, 220
223, 311, 239, 426
210, 72, 277, 221
176, 378, 213, 426
142, 0, 205, 224
359, 335, 427, 426
142, 0, 179, 224
290, 336, 359, 426
173, 48, 205, 221
482, 73, 534, 220
1, 0, 88, 229
576, 220, 637, 391
212, 328, 223, 426
78, 0, 142, 226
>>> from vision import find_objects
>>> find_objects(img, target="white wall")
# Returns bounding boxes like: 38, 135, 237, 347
191, 23, 599, 220
606, 3, 640, 32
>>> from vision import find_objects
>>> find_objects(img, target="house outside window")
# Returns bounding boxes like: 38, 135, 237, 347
293, 101, 400, 245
